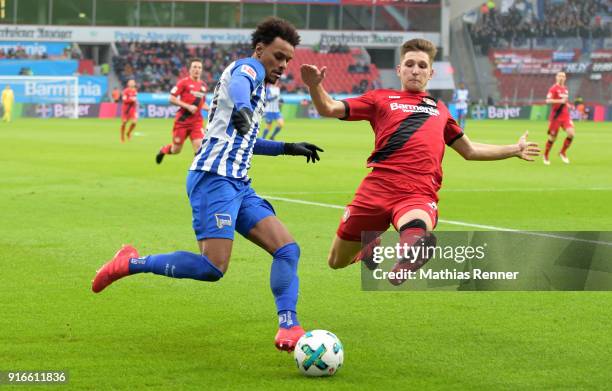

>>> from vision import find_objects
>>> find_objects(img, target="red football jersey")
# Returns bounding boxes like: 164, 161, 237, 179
121, 88, 137, 107
547, 84, 570, 121
171, 77, 207, 125
342, 89, 463, 195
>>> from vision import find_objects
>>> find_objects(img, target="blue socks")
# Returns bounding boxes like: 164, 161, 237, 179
278, 310, 298, 329
270, 243, 300, 329
262, 128, 270, 139
270, 126, 281, 140
127, 244, 300, 329
129, 251, 223, 281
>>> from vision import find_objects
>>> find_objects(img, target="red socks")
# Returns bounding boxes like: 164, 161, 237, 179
160, 144, 172, 155
127, 123, 136, 138
399, 222, 426, 248
560, 137, 573, 155
544, 140, 553, 159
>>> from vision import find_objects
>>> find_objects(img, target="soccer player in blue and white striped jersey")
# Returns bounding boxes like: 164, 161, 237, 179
262, 81, 284, 140
453, 82, 469, 129
93, 18, 323, 352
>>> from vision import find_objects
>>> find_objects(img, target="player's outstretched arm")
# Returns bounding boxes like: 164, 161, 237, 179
300, 64, 346, 118
451, 131, 540, 162
253, 138, 323, 163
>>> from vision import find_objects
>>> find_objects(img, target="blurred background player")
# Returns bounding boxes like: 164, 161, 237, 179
2, 85, 14, 123
156, 58, 210, 164
111, 87, 121, 103
543, 71, 574, 165
120, 79, 138, 142
301, 38, 539, 285
93, 17, 322, 352
261, 80, 284, 139
453, 82, 469, 129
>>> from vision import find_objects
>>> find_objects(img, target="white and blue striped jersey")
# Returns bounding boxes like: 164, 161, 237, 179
453, 88, 469, 110
190, 58, 266, 180
264, 85, 281, 113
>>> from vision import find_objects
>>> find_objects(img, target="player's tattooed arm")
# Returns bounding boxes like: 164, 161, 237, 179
451, 131, 540, 162
300, 64, 346, 118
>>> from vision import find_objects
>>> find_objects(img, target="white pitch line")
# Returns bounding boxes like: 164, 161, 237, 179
261, 187, 612, 195
263, 195, 345, 210
263, 195, 612, 247
441, 187, 612, 193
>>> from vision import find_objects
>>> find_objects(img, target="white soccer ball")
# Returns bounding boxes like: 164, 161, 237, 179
294, 330, 344, 377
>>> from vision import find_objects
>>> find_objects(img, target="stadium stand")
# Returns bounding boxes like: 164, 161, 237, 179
491, 49, 577, 103
0, 43, 80, 60
113, 42, 381, 94
577, 50, 612, 103
286, 48, 380, 94
113, 41, 251, 93
463, 0, 610, 104
469, 0, 608, 54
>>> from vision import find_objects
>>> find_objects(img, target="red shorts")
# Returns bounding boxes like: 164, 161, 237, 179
172, 121, 204, 145
121, 106, 138, 122
336, 171, 439, 242
548, 117, 573, 136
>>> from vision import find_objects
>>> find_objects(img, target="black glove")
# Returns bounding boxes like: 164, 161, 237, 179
284, 142, 324, 163
231, 107, 253, 136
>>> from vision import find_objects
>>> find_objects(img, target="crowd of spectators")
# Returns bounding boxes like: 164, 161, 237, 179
469, 0, 609, 54
113, 41, 383, 95
0, 44, 79, 60
113, 41, 253, 93
114, 41, 190, 93
0, 47, 40, 59
348, 60, 371, 74
315, 43, 350, 54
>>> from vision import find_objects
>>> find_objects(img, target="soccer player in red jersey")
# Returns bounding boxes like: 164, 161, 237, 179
120, 79, 138, 143
543, 71, 575, 165
301, 38, 540, 284
156, 58, 210, 164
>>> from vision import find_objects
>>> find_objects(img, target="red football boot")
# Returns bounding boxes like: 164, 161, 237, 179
275, 326, 305, 352
92, 245, 139, 293
389, 233, 437, 286
354, 233, 383, 271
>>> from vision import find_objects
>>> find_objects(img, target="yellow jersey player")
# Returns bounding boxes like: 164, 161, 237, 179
2, 85, 14, 123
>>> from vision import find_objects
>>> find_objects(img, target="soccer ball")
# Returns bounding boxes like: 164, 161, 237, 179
294, 330, 344, 377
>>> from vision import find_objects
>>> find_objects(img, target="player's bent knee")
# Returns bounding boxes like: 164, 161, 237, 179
327, 251, 349, 270
327, 256, 344, 270
194, 259, 224, 282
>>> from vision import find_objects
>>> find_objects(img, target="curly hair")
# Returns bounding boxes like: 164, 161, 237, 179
251, 17, 301, 49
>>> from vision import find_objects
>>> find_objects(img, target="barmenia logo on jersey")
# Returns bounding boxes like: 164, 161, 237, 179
389, 102, 439, 116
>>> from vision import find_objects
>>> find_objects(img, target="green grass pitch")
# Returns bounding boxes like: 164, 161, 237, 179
1, 117, 611, 390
